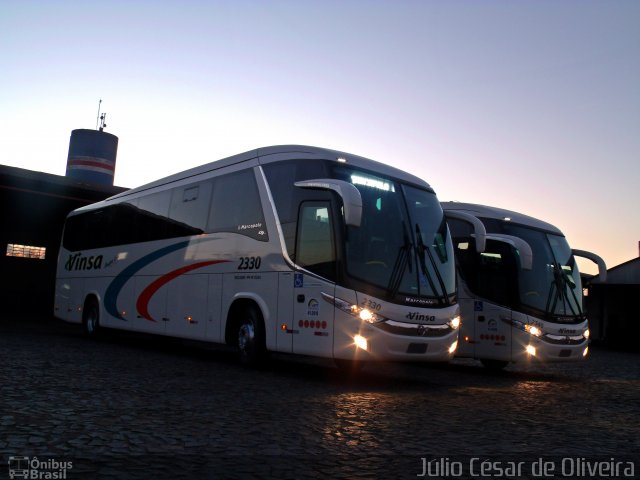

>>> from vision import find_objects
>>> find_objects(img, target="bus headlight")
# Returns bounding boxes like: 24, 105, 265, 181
322, 293, 387, 324
524, 324, 542, 337
448, 315, 461, 330
583, 329, 590, 340
350, 305, 386, 324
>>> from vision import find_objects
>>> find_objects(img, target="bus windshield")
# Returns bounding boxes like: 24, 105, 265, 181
514, 228, 583, 319
479, 220, 584, 319
339, 169, 455, 305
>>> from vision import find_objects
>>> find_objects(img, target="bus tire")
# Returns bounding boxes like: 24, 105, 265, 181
236, 306, 266, 366
82, 297, 101, 338
480, 359, 508, 370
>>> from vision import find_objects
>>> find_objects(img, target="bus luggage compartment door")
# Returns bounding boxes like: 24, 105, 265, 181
475, 303, 512, 362
292, 271, 335, 358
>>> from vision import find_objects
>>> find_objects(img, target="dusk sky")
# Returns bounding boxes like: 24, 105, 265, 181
1, 1, 638, 273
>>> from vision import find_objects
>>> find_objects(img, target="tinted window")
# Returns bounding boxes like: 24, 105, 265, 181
135, 191, 172, 242
169, 181, 212, 233
449, 218, 518, 307
62, 169, 268, 251
209, 169, 267, 241
263, 160, 327, 255
296, 201, 336, 280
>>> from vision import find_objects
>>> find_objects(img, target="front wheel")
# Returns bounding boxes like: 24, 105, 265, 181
236, 307, 266, 366
82, 298, 100, 338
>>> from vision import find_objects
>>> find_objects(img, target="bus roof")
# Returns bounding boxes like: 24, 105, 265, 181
441, 201, 563, 236
91, 145, 431, 209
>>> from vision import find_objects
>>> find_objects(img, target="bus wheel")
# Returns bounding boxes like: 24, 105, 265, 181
480, 359, 508, 370
83, 297, 100, 338
236, 307, 266, 366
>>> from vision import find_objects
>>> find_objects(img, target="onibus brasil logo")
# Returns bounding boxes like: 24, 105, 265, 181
8, 456, 73, 479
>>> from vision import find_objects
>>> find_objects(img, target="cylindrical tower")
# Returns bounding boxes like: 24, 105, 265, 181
66, 129, 118, 185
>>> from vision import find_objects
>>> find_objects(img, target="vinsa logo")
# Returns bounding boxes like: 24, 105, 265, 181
406, 312, 436, 322
65, 252, 103, 271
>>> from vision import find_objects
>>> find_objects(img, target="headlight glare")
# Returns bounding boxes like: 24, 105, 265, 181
322, 293, 386, 323
354, 334, 368, 350
448, 315, 461, 330
525, 324, 542, 337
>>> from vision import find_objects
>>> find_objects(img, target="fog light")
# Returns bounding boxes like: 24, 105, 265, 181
525, 345, 537, 356
583, 346, 589, 357
448, 340, 458, 354
354, 334, 368, 351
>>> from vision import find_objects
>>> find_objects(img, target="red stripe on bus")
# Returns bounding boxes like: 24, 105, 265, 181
136, 260, 229, 321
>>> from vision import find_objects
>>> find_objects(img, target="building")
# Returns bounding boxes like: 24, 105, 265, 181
1, 164, 126, 316
586, 254, 640, 351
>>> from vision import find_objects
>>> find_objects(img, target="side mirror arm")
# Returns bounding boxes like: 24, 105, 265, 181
572, 249, 607, 282
294, 179, 363, 227
444, 210, 487, 253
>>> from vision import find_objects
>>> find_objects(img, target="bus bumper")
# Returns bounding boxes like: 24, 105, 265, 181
334, 322, 459, 363
512, 333, 590, 363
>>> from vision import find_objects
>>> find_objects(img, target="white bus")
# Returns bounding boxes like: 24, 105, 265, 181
54, 145, 460, 367
442, 202, 606, 369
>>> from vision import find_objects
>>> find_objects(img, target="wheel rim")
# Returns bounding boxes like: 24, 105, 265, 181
238, 322, 255, 354
86, 307, 98, 333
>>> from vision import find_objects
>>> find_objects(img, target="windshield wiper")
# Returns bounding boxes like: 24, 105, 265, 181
387, 222, 413, 299
560, 264, 582, 317
415, 223, 448, 305
544, 263, 582, 318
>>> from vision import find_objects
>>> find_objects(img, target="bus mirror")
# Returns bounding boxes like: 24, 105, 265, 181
485, 234, 534, 270
294, 179, 363, 227
444, 210, 487, 253
572, 249, 607, 282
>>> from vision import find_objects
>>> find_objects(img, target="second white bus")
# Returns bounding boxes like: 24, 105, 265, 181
55, 145, 460, 367
443, 202, 606, 369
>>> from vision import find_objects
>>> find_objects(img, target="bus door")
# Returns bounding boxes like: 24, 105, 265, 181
474, 301, 512, 361
291, 201, 337, 357
471, 243, 515, 361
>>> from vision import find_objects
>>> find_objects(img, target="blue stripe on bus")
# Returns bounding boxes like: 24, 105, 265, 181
104, 240, 191, 320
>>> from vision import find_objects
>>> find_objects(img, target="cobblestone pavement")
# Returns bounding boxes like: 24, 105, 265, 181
1, 316, 638, 479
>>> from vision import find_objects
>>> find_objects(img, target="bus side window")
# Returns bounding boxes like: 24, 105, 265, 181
296, 201, 336, 281
136, 190, 172, 242
208, 170, 267, 241
262, 160, 327, 254
169, 181, 212, 234
112, 201, 138, 246
472, 241, 517, 308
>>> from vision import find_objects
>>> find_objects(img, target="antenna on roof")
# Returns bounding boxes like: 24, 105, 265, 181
95, 99, 102, 130
99, 113, 107, 132
95, 99, 107, 131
